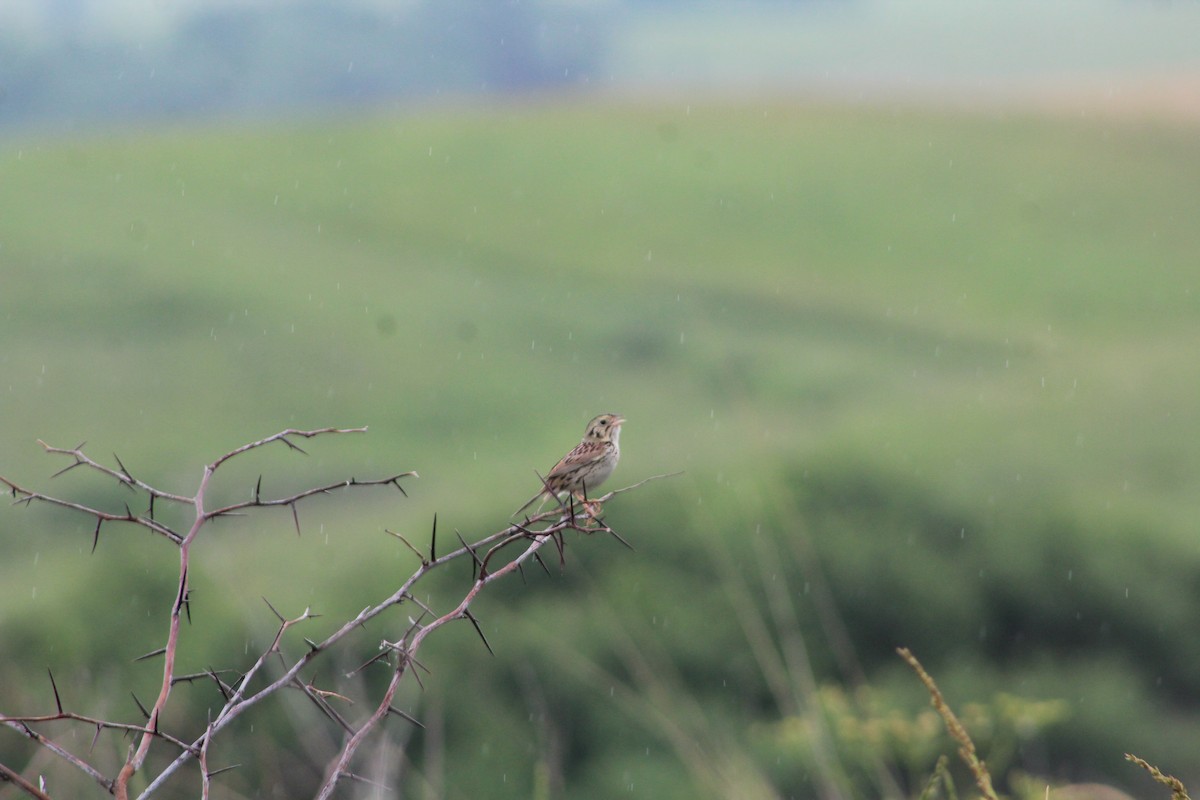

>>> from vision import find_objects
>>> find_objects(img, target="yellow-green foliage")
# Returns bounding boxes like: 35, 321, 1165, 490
754, 684, 1068, 796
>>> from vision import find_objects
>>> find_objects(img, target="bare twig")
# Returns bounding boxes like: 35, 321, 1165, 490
0, 713, 196, 754
199, 718, 213, 800
206, 427, 369, 471
607, 470, 684, 496
0, 760, 53, 800
206, 473, 416, 519
0, 476, 183, 544
1, 719, 114, 793
36, 439, 193, 504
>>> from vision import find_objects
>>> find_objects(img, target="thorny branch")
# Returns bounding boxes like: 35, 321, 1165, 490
0, 427, 672, 799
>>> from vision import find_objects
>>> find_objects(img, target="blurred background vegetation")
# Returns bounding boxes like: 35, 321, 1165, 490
1, 1, 1199, 798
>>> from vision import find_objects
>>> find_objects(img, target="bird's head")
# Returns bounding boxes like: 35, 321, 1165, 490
585, 413, 625, 443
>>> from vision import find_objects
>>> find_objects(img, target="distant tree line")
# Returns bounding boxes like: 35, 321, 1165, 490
0, 0, 608, 130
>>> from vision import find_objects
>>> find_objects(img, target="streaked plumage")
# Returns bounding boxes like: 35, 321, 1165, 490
514, 413, 624, 516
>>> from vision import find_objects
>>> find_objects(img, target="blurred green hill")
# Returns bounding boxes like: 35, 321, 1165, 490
1, 99, 1198, 797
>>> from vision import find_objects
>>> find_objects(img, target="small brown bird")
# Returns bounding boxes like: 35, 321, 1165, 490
515, 413, 625, 516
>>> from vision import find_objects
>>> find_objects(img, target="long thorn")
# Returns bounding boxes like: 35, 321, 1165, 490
278, 436, 308, 456
463, 609, 494, 656
604, 527, 635, 551
347, 649, 392, 678
456, 530, 482, 580
552, 530, 566, 569
131, 692, 150, 720
49, 460, 84, 480
113, 452, 135, 488
208, 668, 232, 702
262, 596, 285, 623
386, 706, 425, 728
48, 669, 63, 714
341, 772, 390, 790
207, 763, 242, 778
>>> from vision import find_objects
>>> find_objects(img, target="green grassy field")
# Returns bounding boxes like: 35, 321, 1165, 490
1, 99, 1198, 797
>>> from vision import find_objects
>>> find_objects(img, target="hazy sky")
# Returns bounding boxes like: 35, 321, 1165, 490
5, 0, 1198, 93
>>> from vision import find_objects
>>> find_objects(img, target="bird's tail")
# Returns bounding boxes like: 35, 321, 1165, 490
512, 490, 546, 518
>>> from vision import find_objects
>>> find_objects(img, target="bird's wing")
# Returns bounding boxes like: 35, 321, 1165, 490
513, 441, 608, 517
547, 440, 608, 477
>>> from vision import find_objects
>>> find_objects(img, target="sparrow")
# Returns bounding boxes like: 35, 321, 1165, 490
515, 413, 624, 516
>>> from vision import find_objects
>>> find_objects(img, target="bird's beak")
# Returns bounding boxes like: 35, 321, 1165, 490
613, 415, 626, 427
